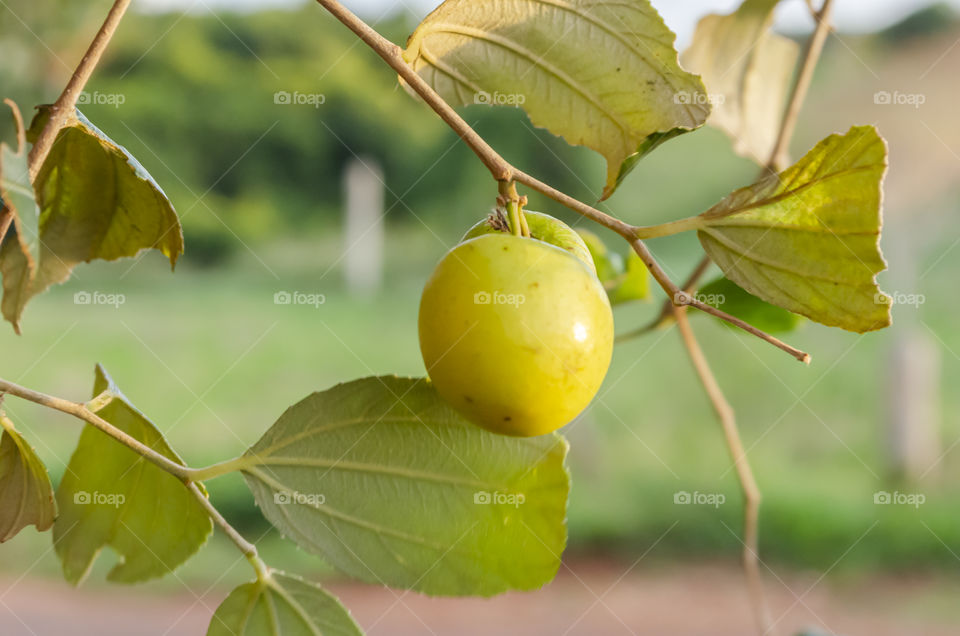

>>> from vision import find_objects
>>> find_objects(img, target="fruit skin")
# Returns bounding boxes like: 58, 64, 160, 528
462, 210, 596, 274
419, 233, 613, 437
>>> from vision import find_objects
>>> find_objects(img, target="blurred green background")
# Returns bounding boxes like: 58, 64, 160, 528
1, 1, 959, 632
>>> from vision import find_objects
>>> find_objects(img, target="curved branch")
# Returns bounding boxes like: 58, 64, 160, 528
187, 482, 270, 580
768, 0, 836, 170
0, 376, 266, 576
0, 376, 193, 481
27, 0, 132, 181
673, 308, 772, 635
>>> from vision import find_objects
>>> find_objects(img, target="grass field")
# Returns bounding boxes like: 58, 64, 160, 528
1, 198, 958, 589
1, 109, 959, 596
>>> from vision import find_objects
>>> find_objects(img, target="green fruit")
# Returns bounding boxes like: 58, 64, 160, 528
462, 210, 595, 273
419, 229, 613, 437
575, 227, 623, 283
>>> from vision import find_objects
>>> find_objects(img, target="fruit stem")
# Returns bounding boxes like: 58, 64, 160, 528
499, 180, 529, 238
507, 201, 522, 237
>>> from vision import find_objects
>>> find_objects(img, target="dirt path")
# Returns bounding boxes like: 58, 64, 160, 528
1, 561, 957, 635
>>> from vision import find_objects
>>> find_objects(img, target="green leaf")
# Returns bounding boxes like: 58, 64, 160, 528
697, 276, 803, 333
53, 364, 211, 584
683, 0, 798, 164
576, 229, 648, 304
0, 101, 41, 325
0, 107, 183, 332
402, 0, 710, 199
239, 376, 569, 597
695, 126, 891, 333
207, 572, 362, 636
0, 416, 56, 541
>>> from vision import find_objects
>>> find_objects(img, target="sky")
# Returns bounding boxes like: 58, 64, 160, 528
137, 0, 960, 46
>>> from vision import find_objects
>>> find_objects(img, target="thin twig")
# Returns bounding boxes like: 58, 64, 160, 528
187, 482, 271, 580
627, 240, 809, 363
0, 375, 270, 579
312, 0, 808, 363
674, 308, 771, 634
0, 377, 194, 481
616, 255, 714, 342
313, 0, 510, 180
685, 295, 811, 364
27, 0, 132, 181
667, 7, 838, 634
768, 0, 836, 171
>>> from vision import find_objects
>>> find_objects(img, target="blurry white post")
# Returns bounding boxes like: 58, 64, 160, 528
887, 331, 941, 480
342, 156, 384, 296
884, 226, 941, 481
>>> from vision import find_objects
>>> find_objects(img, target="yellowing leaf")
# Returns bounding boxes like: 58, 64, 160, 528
0, 416, 56, 541
403, 0, 710, 199
0, 107, 183, 332
53, 365, 211, 584
239, 376, 569, 597
208, 572, 362, 636
695, 126, 890, 333
684, 0, 799, 164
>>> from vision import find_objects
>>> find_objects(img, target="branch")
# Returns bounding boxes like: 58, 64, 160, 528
0, 375, 268, 578
313, 0, 510, 181
627, 240, 810, 363
615, 256, 713, 342
768, 0, 836, 171
0, 376, 194, 481
26, 0, 132, 182
187, 482, 270, 580
673, 308, 772, 635
667, 8, 836, 634
312, 0, 807, 363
